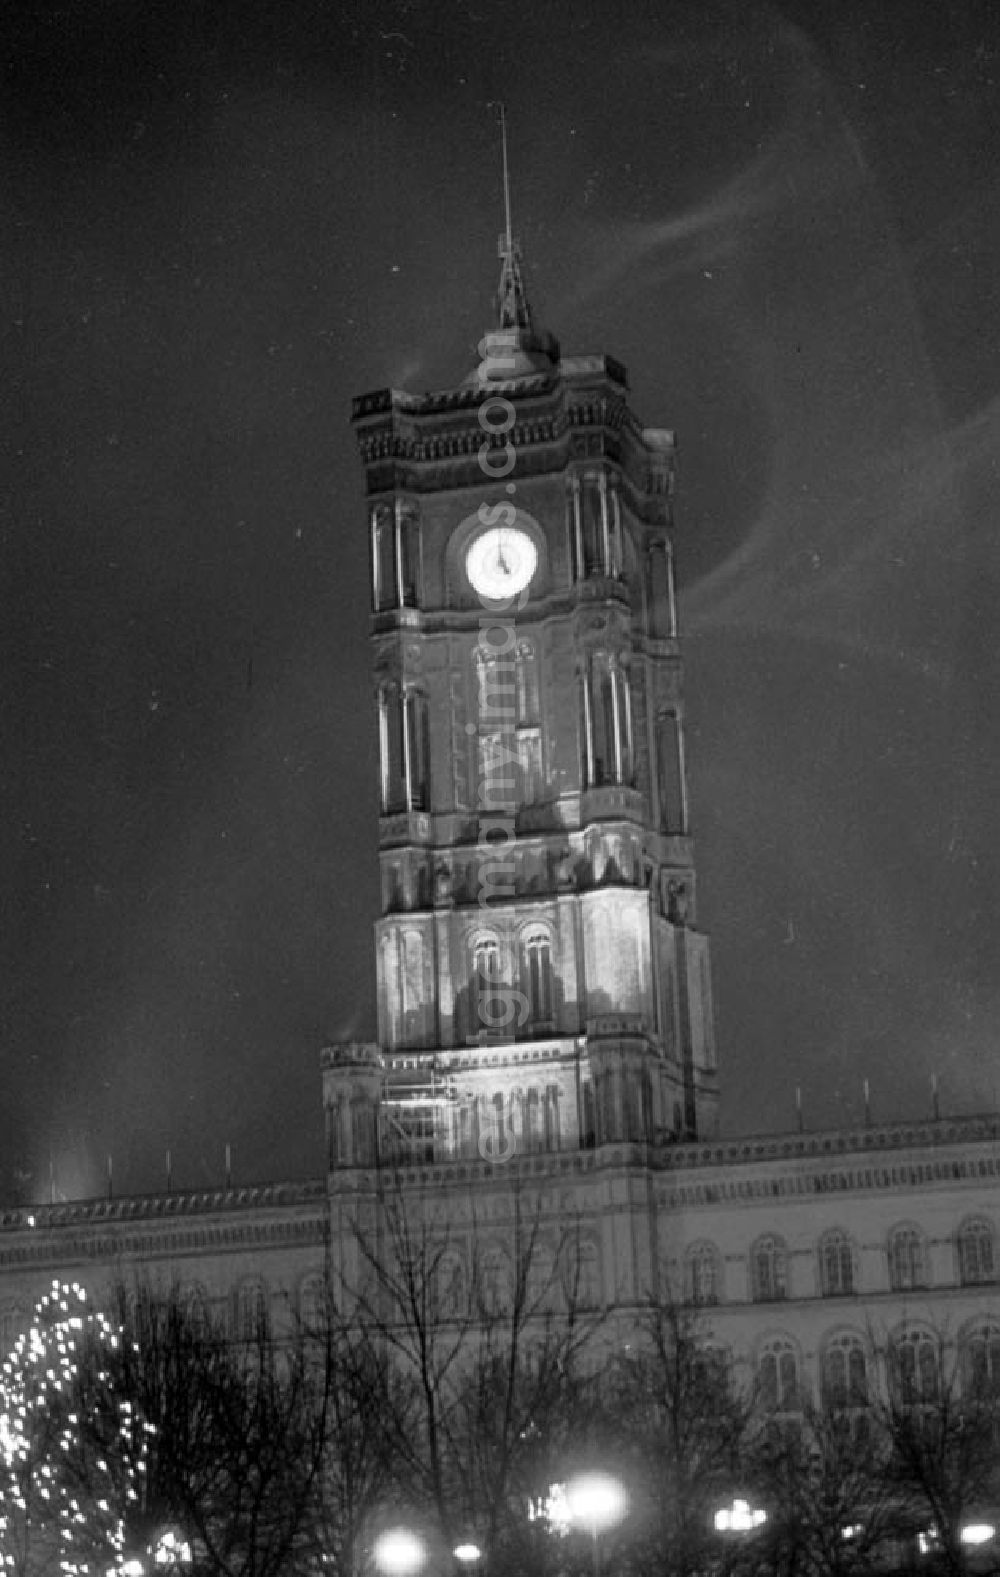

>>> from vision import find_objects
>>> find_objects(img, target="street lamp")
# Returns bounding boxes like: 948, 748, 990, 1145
564, 1471, 628, 1577
374, 1528, 428, 1577
714, 1497, 767, 1535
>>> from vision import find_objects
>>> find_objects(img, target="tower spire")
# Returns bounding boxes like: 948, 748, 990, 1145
494, 103, 533, 333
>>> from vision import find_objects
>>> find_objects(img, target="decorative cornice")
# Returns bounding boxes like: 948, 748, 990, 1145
664, 1116, 1000, 1172
0, 1179, 326, 1236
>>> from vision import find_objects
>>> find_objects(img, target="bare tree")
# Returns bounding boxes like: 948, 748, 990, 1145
335, 1174, 602, 1577
591, 1294, 753, 1577
870, 1323, 1000, 1577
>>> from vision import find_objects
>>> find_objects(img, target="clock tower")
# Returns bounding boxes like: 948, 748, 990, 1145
325, 198, 718, 1176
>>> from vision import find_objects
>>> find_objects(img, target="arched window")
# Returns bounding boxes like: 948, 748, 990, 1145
962, 1323, 1000, 1399
822, 1333, 869, 1411
758, 1337, 800, 1413
377, 682, 405, 813
516, 641, 540, 725
436, 1252, 468, 1319
751, 1236, 787, 1302
687, 1242, 721, 1307
371, 504, 395, 612
371, 499, 421, 611
478, 1245, 511, 1317
656, 710, 686, 833
233, 1280, 269, 1343
527, 1241, 557, 1312
298, 1272, 328, 1334
471, 938, 501, 1037
514, 642, 542, 803
584, 654, 632, 788
523, 930, 553, 1028
819, 1230, 855, 1297
958, 1218, 996, 1285
888, 1225, 927, 1291
889, 1328, 940, 1408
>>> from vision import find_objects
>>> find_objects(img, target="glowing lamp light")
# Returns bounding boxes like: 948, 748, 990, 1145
961, 1524, 996, 1547
714, 1498, 768, 1534
841, 1524, 863, 1541
564, 1472, 629, 1535
454, 1546, 482, 1563
374, 1529, 427, 1577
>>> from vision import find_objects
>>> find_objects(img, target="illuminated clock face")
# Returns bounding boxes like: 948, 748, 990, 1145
465, 527, 537, 599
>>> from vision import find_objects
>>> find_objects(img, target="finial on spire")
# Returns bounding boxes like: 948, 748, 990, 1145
499, 101, 513, 257
493, 102, 533, 333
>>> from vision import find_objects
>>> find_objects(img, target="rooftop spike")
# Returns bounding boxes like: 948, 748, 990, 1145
494, 103, 533, 334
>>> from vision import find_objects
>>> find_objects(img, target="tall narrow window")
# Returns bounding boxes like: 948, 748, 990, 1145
523, 930, 553, 1027
958, 1218, 996, 1285
372, 505, 395, 612
822, 1334, 869, 1411
515, 641, 542, 804
759, 1338, 800, 1413
820, 1230, 855, 1296
475, 648, 516, 811
370, 499, 421, 610
687, 1243, 721, 1306
472, 939, 501, 1036
381, 933, 402, 1045
581, 474, 605, 577
656, 710, 686, 833
963, 1324, 1000, 1399
890, 1329, 939, 1408
588, 656, 632, 787
751, 1235, 788, 1302
888, 1226, 926, 1291
398, 503, 420, 607
402, 690, 430, 812
378, 683, 406, 813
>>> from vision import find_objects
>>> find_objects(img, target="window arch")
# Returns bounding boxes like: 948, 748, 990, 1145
378, 684, 429, 813
821, 1332, 869, 1411
471, 936, 502, 1037
758, 1336, 801, 1413
477, 1245, 512, 1316
751, 1235, 788, 1303
436, 1251, 468, 1319
298, 1272, 328, 1333
233, 1279, 269, 1342
961, 1322, 1000, 1399
888, 1224, 927, 1292
819, 1229, 855, 1297
958, 1217, 996, 1285
371, 499, 421, 611
522, 928, 554, 1028
687, 1241, 722, 1307
569, 468, 622, 581
888, 1327, 940, 1408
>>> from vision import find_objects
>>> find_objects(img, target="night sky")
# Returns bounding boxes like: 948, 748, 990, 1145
5, 0, 999, 1203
